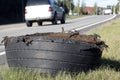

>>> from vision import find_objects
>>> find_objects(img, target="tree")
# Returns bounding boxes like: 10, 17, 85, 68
71, 1, 75, 13
93, 2, 97, 15
58, 0, 74, 15
118, 0, 120, 13
115, 2, 119, 14
77, 0, 80, 15
58, 0, 69, 14
107, 5, 112, 9
81, 0, 87, 15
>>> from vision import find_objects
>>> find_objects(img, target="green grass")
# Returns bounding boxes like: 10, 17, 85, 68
88, 18, 120, 60
0, 17, 120, 80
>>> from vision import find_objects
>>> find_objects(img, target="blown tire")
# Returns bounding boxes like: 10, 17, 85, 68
4, 33, 103, 74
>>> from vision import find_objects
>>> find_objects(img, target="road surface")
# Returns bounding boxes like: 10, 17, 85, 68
0, 15, 117, 66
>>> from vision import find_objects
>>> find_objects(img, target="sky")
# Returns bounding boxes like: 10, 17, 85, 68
74, 0, 119, 7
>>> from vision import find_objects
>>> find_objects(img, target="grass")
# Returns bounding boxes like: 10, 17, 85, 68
88, 18, 120, 60
0, 17, 120, 80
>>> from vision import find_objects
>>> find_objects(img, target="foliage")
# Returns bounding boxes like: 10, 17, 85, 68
93, 2, 97, 15
76, 0, 80, 15
58, 0, 74, 14
115, 3, 120, 14
81, 0, 87, 15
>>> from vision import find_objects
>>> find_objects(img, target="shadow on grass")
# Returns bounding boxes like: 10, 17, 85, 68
101, 58, 120, 71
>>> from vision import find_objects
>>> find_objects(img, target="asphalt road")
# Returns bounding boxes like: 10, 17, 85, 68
0, 15, 117, 66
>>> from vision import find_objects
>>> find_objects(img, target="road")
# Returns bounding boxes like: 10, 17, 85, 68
0, 15, 117, 66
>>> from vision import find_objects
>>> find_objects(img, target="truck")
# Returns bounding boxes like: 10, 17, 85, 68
103, 9, 112, 15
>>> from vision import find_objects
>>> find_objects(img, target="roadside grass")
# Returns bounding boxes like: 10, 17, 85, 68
88, 17, 120, 60
0, 17, 120, 80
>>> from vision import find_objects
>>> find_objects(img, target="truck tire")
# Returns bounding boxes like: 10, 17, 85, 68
60, 13, 65, 24
52, 13, 57, 25
37, 21, 42, 26
26, 21, 32, 27
4, 33, 104, 74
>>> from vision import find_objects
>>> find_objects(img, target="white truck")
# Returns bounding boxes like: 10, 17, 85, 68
103, 9, 112, 15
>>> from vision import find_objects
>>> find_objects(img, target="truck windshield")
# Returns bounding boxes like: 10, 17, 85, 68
27, 0, 50, 6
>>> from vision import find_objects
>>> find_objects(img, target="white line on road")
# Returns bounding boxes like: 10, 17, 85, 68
73, 15, 116, 31
0, 51, 5, 56
0, 15, 117, 56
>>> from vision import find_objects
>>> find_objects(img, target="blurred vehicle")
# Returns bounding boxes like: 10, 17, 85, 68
103, 9, 112, 15
73, 13, 78, 16
25, 0, 65, 27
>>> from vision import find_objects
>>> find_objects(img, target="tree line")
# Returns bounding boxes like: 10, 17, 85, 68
58, 0, 120, 15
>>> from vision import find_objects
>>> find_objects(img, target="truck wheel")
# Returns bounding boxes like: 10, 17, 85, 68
52, 14, 57, 25
37, 21, 42, 26
61, 13, 65, 24
26, 21, 32, 27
